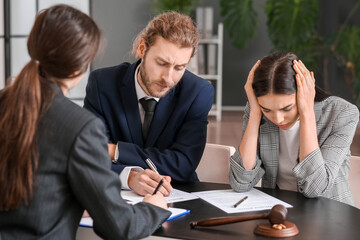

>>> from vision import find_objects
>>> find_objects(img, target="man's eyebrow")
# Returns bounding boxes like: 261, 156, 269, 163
156, 57, 187, 66
156, 57, 169, 63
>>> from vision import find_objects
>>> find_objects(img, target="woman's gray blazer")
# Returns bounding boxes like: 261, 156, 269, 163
229, 96, 359, 205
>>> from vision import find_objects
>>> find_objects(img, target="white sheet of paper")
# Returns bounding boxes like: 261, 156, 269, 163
191, 188, 292, 213
79, 207, 189, 227
120, 188, 198, 204
79, 217, 93, 228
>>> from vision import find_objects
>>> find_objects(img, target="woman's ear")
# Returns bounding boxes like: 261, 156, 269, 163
68, 70, 81, 78
137, 39, 146, 59
61, 71, 85, 95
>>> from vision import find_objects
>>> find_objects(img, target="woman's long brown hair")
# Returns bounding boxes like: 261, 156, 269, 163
0, 4, 101, 211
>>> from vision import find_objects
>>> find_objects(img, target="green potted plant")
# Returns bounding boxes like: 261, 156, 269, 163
151, 0, 198, 16
220, 0, 360, 106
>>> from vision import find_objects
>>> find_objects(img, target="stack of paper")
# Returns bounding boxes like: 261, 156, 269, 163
192, 188, 293, 214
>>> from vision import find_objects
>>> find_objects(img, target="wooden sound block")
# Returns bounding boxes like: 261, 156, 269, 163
254, 221, 299, 238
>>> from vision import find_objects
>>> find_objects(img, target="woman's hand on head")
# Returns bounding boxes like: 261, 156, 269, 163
293, 60, 316, 116
245, 60, 262, 117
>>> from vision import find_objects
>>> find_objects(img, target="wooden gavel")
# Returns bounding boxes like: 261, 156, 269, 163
190, 204, 287, 228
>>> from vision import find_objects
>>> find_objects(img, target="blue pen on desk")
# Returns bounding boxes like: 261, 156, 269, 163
145, 158, 159, 174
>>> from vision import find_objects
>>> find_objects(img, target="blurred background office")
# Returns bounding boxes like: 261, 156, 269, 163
1, 0, 359, 154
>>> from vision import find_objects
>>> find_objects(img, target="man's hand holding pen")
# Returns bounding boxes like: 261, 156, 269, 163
129, 159, 171, 210
106, 143, 173, 196
128, 169, 173, 196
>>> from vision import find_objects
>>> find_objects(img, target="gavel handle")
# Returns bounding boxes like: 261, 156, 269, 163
190, 213, 269, 228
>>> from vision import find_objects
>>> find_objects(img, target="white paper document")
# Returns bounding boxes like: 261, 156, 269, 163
79, 217, 93, 228
80, 207, 190, 227
121, 188, 198, 204
192, 188, 292, 214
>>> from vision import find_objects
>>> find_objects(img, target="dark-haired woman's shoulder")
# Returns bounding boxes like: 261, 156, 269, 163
54, 93, 98, 127
41, 89, 105, 147
316, 96, 359, 124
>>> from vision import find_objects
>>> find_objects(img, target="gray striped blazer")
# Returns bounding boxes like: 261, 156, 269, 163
229, 96, 359, 205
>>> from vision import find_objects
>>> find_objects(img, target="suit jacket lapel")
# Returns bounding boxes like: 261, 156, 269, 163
145, 88, 177, 147
119, 61, 144, 146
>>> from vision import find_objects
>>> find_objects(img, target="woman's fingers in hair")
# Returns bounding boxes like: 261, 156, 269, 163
295, 73, 302, 90
310, 71, 315, 83
293, 61, 305, 83
293, 60, 314, 88
297, 60, 313, 80
250, 60, 261, 74
252, 60, 261, 70
246, 60, 261, 84
244, 60, 262, 115
294, 60, 316, 113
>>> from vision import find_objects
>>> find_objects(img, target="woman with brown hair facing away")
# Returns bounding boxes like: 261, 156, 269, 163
229, 52, 359, 206
0, 5, 170, 239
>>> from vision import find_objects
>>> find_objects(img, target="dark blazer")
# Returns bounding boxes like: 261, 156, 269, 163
0, 86, 170, 240
84, 60, 214, 182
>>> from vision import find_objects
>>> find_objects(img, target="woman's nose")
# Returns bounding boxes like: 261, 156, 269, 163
273, 112, 284, 125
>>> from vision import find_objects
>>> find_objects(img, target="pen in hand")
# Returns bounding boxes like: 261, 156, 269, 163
145, 158, 172, 196
153, 178, 165, 195
145, 158, 159, 174
233, 196, 248, 208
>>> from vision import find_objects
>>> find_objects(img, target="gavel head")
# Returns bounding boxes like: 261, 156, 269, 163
268, 204, 288, 225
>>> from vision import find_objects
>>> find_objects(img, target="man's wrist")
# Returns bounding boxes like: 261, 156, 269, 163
120, 167, 143, 189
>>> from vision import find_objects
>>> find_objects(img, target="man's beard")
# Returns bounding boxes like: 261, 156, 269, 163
139, 61, 174, 98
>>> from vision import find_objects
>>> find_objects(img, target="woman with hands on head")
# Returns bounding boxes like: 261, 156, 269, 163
230, 52, 359, 205
0, 4, 170, 240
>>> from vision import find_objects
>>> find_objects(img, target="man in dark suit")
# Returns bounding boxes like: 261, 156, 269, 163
84, 11, 214, 196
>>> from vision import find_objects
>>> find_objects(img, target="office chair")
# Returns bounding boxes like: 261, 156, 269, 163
196, 143, 236, 184
349, 155, 360, 209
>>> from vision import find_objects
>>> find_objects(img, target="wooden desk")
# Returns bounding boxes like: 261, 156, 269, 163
153, 182, 360, 240
77, 182, 360, 239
